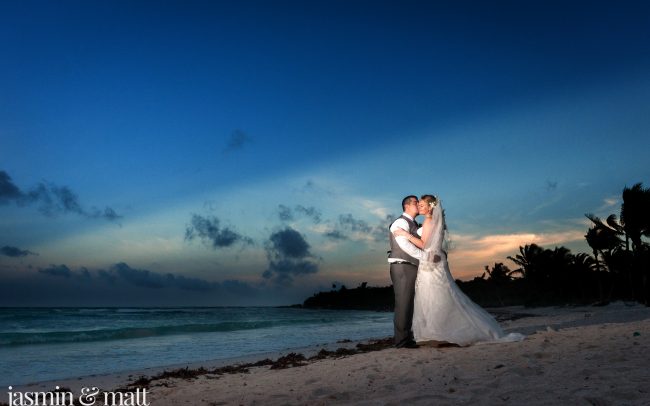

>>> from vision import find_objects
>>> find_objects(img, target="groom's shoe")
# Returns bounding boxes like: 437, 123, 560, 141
396, 339, 419, 349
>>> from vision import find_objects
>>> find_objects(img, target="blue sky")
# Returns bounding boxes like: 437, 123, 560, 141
1, 0, 649, 306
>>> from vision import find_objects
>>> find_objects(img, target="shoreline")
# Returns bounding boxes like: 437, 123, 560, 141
143, 303, 650, 405
5, 305, 534, 392
9, 302, 650, 395
9, 335, 387, 394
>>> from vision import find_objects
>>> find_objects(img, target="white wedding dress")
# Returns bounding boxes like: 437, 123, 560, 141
412, 202, 524, 345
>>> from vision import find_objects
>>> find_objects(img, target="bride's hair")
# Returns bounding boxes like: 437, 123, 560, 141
419, 194, 437, 207
420, 194, 450, 244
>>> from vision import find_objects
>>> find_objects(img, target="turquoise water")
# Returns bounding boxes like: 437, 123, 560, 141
0, 307, 392, 386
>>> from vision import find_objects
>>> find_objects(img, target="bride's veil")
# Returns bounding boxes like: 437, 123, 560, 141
422, 200, 446, 258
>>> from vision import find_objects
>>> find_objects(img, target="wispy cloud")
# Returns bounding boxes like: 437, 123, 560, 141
295, 205, 322, 223
598, 195, 620, 212
278, 204, 293, 221
452, 230, 586, 261
294, 179, 336, 196
448, 229, 587, 279
0, 170, 122, 222
185, 214, 254, 249
1, 245, 37, 258
322, 213, 392, 243
323, 230, 348, 240
357, 198, 392, 220
277, 204, 322, 224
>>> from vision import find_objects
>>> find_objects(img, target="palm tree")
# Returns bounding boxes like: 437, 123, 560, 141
584, 214, 626, 303
484, 262, 515, 284
585, 214, 624, 268
507, 244, 545, 279
572, 252, 597, 273
621, 183, 650, 252
552, 246, 574, 282
620, 183, 650, 304
570, 252, 598, 302
483, 262, 515, 306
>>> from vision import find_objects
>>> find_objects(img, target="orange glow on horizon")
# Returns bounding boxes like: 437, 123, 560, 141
448, 230, 587, 279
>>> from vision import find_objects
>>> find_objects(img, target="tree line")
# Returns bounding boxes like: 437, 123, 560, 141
470, 182, 650, 306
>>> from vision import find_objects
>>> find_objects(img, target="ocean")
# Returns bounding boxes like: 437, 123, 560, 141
0, 307, 393, 386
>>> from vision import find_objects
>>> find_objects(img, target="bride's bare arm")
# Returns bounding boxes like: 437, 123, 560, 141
392, 215, 440, 262
420, 214, 432, 247
393, 228, 424, 249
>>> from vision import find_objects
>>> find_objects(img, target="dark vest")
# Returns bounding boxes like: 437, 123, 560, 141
388, 214, 420, 265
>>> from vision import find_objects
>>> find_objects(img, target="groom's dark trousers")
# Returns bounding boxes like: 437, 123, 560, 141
390, 262, 418, 346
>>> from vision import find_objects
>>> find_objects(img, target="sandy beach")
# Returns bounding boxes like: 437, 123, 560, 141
141, 303, 650, 405
9, 302, 650, 406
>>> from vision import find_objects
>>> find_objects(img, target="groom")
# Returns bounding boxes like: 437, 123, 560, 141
388, 195, 424, 348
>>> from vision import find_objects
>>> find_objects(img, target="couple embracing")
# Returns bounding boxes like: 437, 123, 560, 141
388, 195, 523, 348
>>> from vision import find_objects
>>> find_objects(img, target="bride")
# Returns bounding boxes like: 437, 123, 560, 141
393, 195, 524, 345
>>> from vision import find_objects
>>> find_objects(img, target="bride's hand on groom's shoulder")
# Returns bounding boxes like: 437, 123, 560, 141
393, 228, 409, 238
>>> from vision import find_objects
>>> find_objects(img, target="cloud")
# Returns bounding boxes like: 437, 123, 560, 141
324, 230, 348, 240
223, 129, 252, 153
33, 261, 259, 294
339, 214, 372, 233
278, 204, 294, 221
97, 269, 118, 284
295, 179, 335, 196
95, 207, 122, 221
1, 245, 37, 257
323, 213, 390, 242
295, 205, 322, 223
277, 204, 322, 223
185, 214, 254, 249
447, 229, 587, 279
598, 195, 620, 212
111, 262, 168, 288
79, 267, 91, 278
38, 264, 72, 278
111, 262, 217, 291
0, 170, 122, 222
221, 279, 259, 296
269, 227, 311, 258
264, 227, 319, 285
0, 171, 23, 202
452, 230, 586, 262
303, 180, 316, 191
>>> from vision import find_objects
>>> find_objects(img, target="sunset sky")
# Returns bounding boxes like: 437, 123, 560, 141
1, 1, 649, 306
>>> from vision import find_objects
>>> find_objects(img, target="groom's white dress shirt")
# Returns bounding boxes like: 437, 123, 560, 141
388, 213, 424, 263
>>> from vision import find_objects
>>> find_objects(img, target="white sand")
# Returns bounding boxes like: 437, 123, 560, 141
144, 302, 650, 405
